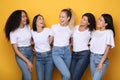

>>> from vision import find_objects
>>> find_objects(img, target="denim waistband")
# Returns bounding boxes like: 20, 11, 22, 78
36, 50, 51, 54
74, 50, 90, 53
91, 52, 104, 56
18, 45, 31, 48
53, 45, 70, 48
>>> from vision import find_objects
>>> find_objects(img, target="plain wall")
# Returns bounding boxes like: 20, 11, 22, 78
0, 0, 120, 80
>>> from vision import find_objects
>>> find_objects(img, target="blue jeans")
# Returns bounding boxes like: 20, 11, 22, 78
52, 45, 71, 80
36, 51, 54, 80
90, 53, 109, 80
16, 46, 33, 80
70, 50, 90, 80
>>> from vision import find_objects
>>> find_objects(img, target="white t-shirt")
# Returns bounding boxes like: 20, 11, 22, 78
49, 24, 72, 47
10, 25, 31, 47
72, 25, 91, 52
31, 28, 50, 52
90, 29, 115, 54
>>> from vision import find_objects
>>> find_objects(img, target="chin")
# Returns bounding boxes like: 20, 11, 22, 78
61, 22, 65, 25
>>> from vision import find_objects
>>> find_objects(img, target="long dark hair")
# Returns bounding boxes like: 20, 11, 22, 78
32, 14, 44, 31
82, 13, 96, 31
102, 14, 115, 37
4, 10, 30, 40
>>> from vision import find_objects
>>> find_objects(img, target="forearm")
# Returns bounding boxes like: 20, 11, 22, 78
99, 45, 111, 64
12, 44, 31, 63
49, 36, 54, 44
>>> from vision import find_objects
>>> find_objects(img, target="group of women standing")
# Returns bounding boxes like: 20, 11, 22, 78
4, 8, 115, 80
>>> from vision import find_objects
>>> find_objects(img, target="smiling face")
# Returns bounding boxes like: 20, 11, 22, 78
97, 16, 107, 30
36, 15, 44, 28
20, 12, 27, 26
80, 16, 89, 27
59, 11, 70, 26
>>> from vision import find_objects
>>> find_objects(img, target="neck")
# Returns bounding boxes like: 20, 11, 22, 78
19, 24, 24, 28
60, 23, 68, 27
100, 27, 106, 31
79, 25, 88, 31
37, 26, 44, 32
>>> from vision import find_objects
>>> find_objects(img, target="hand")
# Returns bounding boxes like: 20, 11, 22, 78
97, 62, 103, 72
69, 43, 73, 47
27, 61, 33, 72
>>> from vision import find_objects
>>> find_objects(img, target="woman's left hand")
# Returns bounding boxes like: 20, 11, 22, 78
97, 62, 103, 72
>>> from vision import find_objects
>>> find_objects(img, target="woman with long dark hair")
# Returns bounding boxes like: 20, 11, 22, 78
71, 13, 96, 80
90, 14, 115, 80
31, 14, 54, 80
4, 10, 33, 80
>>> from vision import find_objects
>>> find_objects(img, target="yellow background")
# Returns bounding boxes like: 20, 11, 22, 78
0, 0, 120, 80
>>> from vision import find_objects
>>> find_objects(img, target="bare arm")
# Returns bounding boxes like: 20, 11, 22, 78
49, 35, 54, 45
70, 37, 73, 47
12, 44, 33, 72
97, 45, 111, 71
30, 38, 34, 45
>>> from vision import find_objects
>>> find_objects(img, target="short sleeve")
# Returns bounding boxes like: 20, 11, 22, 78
49, 25, 55, 36
106, 30, 115, 48
90, 30, 95, 38
31, 30, 34, 37
26, 25, 31, 31
10, 32, 17, 44
71, 25, 79, 37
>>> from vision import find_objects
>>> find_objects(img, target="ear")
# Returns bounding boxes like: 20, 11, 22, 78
105, 23, 108, 26
88, 22, 90, 25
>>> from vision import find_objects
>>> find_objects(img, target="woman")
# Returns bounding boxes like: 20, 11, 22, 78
31, 14, 54, 80
49, 8, 75, 80
70, 13, 96, 80
90, 14, 115, 80
4, 10, 33, 80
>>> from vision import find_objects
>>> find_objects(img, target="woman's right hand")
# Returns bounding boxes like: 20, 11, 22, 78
27, 61, 33, 72
12, 44, 33, 72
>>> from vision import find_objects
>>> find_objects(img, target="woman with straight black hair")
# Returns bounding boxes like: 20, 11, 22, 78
31, 14, 54, 80
90, 14, 115, 80
4, 10, 33, 80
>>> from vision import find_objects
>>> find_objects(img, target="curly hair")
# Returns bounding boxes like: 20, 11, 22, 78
4, 10, 30, 40
82, 13, 96, 31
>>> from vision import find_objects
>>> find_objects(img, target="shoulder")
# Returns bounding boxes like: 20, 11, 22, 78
106, 29, 113, 33
51, 24, 60, 28
31, 29, 34, 33
74, 25, 79, 29
10, 30, 18, 37
106, 29, 114, 36
91, 30, 99, 33
25, 25, 31, 30
25, 24, 30, 27
43, 28, 50, 33
72, 25, 79, 31
44, 28, 50, 30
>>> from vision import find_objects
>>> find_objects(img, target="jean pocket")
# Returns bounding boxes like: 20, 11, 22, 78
95, 55, 109, 64
18, 48, 25, 54
52, 47, 63, 55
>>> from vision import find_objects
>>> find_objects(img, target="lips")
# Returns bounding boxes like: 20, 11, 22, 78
60, 20, 64, 23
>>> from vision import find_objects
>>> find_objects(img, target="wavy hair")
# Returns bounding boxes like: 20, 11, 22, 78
82, 13, 96, 31
4, 10, 30, 40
